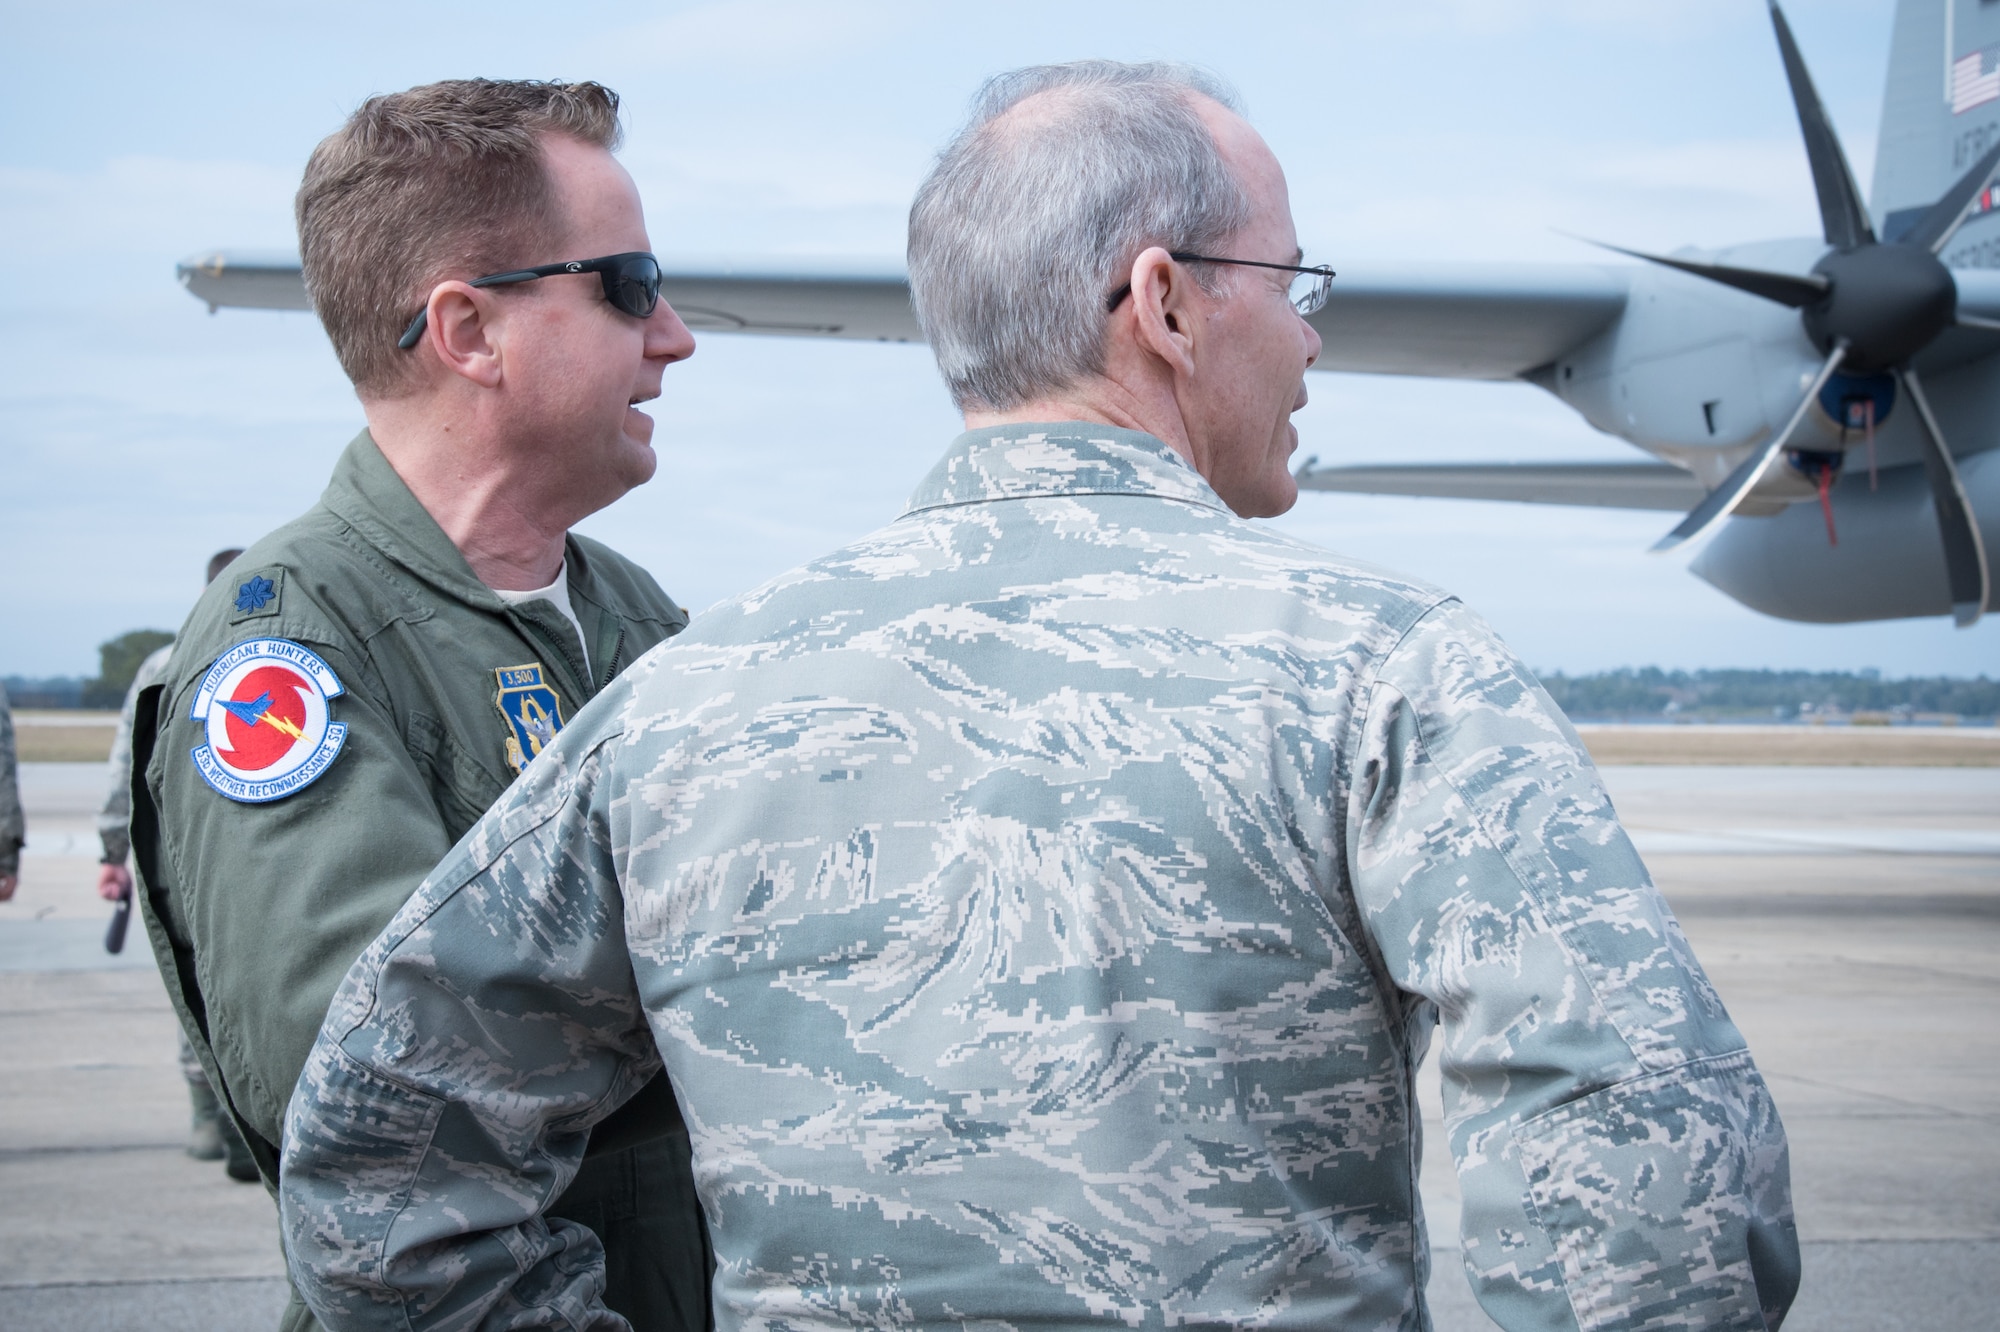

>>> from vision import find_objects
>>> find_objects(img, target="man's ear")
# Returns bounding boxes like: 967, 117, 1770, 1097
1124, 246, 1198, 379
422, 282, 505, 389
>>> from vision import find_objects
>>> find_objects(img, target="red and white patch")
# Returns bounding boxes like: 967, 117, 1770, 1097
188, 638, 347, 803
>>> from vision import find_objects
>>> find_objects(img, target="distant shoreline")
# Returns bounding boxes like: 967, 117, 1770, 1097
13, 711, 1996, 768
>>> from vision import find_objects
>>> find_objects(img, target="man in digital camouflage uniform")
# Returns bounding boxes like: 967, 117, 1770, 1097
0, 681, 20, 904
281, 63, 1800, 1331
99, 547, 259, 1178
129, 80, 710, 1330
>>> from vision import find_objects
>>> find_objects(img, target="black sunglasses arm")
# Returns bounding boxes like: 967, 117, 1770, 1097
396, 253, 659, 349
396, 268, 561, 349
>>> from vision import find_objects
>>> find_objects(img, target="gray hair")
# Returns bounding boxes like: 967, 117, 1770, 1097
908, 61, 1253, 412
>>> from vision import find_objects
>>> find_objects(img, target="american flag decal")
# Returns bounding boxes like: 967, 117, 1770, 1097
1953, 45, 2000, 114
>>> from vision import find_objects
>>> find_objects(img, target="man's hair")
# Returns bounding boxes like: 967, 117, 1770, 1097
907, 62, 1252, 412
205, 548, 245, 585
297, 79, 624, 398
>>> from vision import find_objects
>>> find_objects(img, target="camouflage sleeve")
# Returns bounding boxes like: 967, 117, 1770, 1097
280, 720, 659, 1332
1347, 599, 1799, 1332
99, 645, 173, 865
0, 682, 20, 877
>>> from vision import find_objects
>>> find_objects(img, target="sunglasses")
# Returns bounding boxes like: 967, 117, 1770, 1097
396, 251, 664, 349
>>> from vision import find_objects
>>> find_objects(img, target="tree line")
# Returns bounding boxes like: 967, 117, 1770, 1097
1537, 667, 2000, 720
8, 629, 175, 709
7, 632, 1997, 722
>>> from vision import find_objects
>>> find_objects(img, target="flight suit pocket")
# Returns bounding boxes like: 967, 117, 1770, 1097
406, 710, 508, 840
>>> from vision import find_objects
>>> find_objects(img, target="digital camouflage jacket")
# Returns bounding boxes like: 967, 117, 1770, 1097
283, 425, 1799, 1332
100, 644, 172, 866
0, 681, 21, 879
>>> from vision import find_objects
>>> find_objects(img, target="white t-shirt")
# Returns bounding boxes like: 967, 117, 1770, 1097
492, 560, 590, 679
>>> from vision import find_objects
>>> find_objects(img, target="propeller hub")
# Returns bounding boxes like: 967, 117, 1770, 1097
1803, 243, 1955, 371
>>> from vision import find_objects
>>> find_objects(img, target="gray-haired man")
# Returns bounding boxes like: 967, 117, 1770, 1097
283, 63, 1799, 1330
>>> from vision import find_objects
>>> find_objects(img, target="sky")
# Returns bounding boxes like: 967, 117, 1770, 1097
5, 0, 1994, 679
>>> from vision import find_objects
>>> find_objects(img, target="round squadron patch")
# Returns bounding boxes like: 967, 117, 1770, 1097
188, 638, 348, 803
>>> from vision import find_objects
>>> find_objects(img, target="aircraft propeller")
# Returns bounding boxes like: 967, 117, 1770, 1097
1603, 0, 1994, 627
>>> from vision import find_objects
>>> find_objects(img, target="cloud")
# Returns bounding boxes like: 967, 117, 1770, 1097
0, 156, 297, 306
603, 0, 912, 74
15, 0, 1983, 679
1345, 0, 1864, 41
628, 133, 921, 218
1289, 127, 1876, 264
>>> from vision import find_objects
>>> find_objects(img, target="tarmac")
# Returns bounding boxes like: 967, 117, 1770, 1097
3, 751, 1997, 1330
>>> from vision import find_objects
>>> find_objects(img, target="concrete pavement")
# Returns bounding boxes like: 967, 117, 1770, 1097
2, 758, 1995, 1329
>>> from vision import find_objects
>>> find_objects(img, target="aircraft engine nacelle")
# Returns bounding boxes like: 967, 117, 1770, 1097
1550, 243, 1875, 489
1689, 447, 2000, 622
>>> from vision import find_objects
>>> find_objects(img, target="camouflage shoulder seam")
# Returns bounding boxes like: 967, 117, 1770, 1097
1370, 648, 1653, 1078
1332, 592, 1464, 847
1328, 593, 1464, 1016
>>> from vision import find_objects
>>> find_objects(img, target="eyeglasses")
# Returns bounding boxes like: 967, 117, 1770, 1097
1105, 252, 1337, 317
395, 251, 664, 349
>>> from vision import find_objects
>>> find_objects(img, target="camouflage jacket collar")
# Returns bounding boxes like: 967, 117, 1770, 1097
903, 423, 1232, 517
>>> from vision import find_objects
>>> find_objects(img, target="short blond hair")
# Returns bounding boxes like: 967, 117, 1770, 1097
297, 79, 623, 397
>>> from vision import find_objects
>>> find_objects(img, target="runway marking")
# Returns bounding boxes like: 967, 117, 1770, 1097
1762, 1069, 1989, 1121
1799, 951, 2000, 993
1630, 827, 2000, 856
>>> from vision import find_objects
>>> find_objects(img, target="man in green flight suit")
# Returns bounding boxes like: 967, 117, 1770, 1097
127, 79, 710, 1330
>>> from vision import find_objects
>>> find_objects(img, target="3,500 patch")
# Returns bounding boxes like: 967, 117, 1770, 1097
494, 662, 565, 775
189, 639, 348, 803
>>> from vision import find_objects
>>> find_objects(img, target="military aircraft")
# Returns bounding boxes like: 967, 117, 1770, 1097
179, 0, 1999, 629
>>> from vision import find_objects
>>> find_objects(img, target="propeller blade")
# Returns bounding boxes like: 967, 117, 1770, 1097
1902, 139, 2000, 254
1956, 312, 2000, 333
1896, 368, 1991, 627
1768, 1, 1875, 249
1574, 236, 1828, 308
1652, 340, 1849, 552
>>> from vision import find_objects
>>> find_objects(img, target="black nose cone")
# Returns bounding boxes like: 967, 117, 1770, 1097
1804, 243, 1956, 371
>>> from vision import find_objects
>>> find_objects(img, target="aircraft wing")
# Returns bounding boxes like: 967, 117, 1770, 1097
652, 258, 920, 340
178, 253, 1630, 379
177, 251, 311, 311
1294, 460, 1704, 511
655, 259, 1636, 374
1305, 263, 1629, 379
175, 251, 923, 338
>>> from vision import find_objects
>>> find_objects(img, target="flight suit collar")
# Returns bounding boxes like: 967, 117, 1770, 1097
904, 423, 1233, 517
318, 430, 600, 697
320, 431, 508, 610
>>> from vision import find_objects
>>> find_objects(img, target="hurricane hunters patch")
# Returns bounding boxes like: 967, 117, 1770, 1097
494, 662, 565, 775
188, 639, 347, 803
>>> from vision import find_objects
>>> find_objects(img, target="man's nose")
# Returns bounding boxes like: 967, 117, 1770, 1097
649, 301, 696, 363
1300, 310, 1322, 371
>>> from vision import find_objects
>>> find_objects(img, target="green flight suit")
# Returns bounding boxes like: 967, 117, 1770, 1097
129, 432, 709, 1330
